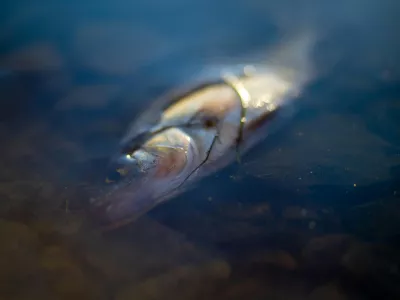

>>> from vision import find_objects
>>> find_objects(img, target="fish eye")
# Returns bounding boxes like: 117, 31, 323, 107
188, 111, 219, 129
203, 117, 218, 129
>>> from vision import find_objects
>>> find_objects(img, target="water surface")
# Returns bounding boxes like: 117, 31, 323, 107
1, 1, 400, 299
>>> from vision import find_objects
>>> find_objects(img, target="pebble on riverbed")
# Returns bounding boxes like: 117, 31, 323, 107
116, 260, 231, 300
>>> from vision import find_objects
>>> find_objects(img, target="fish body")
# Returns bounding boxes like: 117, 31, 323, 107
90, 31, 317, 228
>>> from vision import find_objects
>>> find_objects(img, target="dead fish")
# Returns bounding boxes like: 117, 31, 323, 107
90, 30, 318, 229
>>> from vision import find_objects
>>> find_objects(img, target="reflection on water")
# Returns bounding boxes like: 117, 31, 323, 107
1, 0, 400, 299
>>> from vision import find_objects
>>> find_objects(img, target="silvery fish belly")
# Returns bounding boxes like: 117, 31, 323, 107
90, 31, 317, 228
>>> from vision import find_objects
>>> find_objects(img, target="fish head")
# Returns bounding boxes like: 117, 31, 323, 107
90, 127, 199, 228
89, 84, 245, 228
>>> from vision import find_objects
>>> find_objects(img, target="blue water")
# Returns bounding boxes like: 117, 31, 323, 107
1, 1, 399, 299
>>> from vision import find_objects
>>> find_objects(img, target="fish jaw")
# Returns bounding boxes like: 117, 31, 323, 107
89, 128, 199, 227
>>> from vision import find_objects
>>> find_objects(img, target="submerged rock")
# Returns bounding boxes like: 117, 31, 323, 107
302, 234, 354, 271
40, 246, 106, 300
0, 219, 41, 280
308, 282, 349, 300
342, 242, 400, 297
116, 260, 231, 300
248, 250, 298, 270
78, 216, 224, 285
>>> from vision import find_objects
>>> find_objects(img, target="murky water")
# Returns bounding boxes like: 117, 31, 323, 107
1, 1, 400, 299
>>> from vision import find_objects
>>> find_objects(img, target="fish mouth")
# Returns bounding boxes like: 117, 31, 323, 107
88, 162, 188, 230
88, 126, 197, 229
